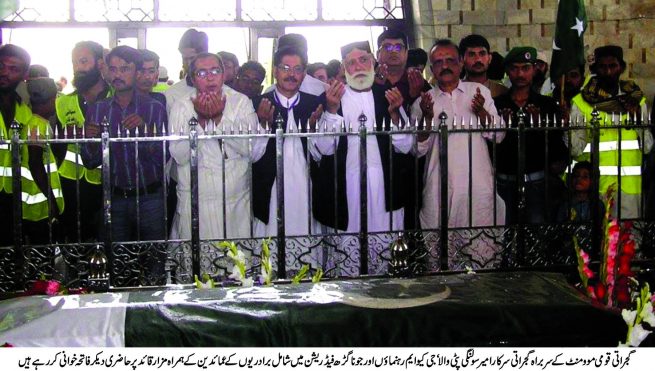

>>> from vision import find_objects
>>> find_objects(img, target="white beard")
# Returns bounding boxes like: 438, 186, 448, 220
345, 69, 375, 91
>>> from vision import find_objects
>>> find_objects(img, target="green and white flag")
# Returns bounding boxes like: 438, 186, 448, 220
550, 0, 587, 81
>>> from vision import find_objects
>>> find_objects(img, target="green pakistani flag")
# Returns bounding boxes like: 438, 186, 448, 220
550, 0, 587, 82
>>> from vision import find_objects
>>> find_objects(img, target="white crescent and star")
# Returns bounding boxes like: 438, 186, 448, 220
553, 17, 585, 51
571, 17, 585, 37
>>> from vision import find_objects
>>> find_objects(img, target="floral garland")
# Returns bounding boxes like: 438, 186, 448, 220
573, 186, 635, 307
573, 185, 654, 346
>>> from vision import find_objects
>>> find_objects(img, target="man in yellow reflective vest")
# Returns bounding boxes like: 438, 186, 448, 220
568, 45, 652, 219
54, 41, 110, 242
0, 44, 64, 246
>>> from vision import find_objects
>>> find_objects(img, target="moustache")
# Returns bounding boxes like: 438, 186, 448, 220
283, 77, 298, 83
472, 62, 485, 69
439, 69, 453, 76
112, 79, 125, 85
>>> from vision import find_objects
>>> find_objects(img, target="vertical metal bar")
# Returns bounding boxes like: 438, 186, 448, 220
358, 113, 368, 275
10, 121, 23, 283
438, 112, 449, 270
317, 0, 323, 20
305, 120, 312, 235
248, 127, 254, 239
388, 121, 393, 232
162, 122, 169, 241
221, 123, 228, 239
333, 122, 339, 233
467, 120, 473, 228
235, 0, 243, 22
590, 108, 601, 256
492, 119, 498, 226
74, 136, 82, 243
134, 128, 140, 242
44, 129, 54, 244
100, 117, 113, 279
617, 113, 622, 220
413, 119, 420, 231
516, 109, 527, 266
188, 117, 201, 278
275, 124, 286, 278
543, 115, 549, 223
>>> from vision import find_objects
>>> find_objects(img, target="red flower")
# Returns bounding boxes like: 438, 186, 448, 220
615, 289, 630, 306
618, 256, 632, 275
622, 240, 636, 256
595, 283, 606, 300
26, 279, 62, 296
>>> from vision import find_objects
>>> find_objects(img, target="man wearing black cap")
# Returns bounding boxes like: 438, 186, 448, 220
493, 46, 567, 224
569, 45, 652, 219
459, 34, 508, 98
314, 40, 414, 275
81, 45, 168, 284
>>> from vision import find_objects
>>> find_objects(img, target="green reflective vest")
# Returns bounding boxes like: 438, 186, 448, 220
571, 93, 646, 195
152, 82, 170, 93
55, 93, 102, 184
0, 103, 65, 221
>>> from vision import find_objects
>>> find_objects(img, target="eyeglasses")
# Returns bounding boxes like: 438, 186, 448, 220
195, 67, 223, 79
277, 64, 305, 75
431, 57, 458, 67
381, 43, 405, 53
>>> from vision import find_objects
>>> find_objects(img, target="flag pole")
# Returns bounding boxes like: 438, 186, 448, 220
560, 74, 566, 107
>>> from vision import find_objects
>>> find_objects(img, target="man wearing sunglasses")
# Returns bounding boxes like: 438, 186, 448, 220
169, 53, 265, 250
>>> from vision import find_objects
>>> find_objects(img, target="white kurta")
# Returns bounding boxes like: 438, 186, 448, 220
318, 87, 413, 275
169, 86, 265, 241
253, 90, 323, 238
411, 81, 505, 269
320, 87, 413, 233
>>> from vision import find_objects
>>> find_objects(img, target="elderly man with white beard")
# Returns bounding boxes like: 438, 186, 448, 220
314, 41, 415, 276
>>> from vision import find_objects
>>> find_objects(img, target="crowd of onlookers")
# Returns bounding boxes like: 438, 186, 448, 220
1, 27, 653, 271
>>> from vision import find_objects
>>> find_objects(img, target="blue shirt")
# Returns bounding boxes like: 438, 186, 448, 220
81, 92, 168, 190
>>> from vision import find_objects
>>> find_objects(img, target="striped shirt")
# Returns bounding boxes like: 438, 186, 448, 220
81, 92, 167, 190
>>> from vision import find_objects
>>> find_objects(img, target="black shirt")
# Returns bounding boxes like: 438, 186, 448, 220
493, 90, 567, 174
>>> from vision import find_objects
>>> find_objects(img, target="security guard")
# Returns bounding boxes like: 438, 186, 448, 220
54, 41, 110, 242
0, 44, 64, 246
569, 45, 652, 219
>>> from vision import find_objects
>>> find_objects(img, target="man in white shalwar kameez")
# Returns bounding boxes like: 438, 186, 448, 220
411, 39, 506, 269
250, 45, 327, 275
315, 41, 415, 276
168, 53, 265, 280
